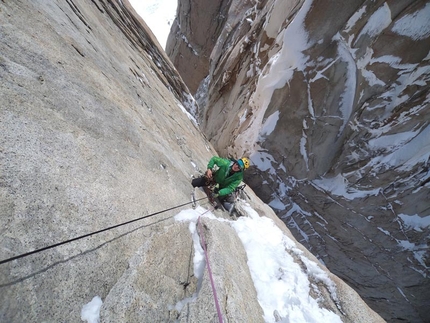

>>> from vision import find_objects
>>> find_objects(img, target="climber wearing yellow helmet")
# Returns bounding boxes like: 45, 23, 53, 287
192, 156, 249, 209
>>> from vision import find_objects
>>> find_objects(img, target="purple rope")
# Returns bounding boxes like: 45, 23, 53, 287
197, 216, 224, 323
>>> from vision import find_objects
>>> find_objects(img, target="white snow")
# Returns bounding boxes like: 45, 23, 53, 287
250, 151, 277, 174
239, 108, 249, 126
300, 131, 309, 170
358, 3, 392, 39
172, 207, 220, 312
377, 227, 391, 236
364, 58, 425, 119
368, 129, 420, 150
174, 209, 224, 304
269, 196, 287, 210
372, 124, 430, 170
264, 1, 295, 39
398, 239, 416, 251
392, 3, 430, 40
313, 174, 380, 200
282, 203, 313, 243
345, 5, 367, 33
356, 47, 386, 87
259, 111, 280, 138
81, 296, 103, 323
333, 33, 358, 133
177, 101, 199, 126
174, 206, 342, 323
180, 34, 199, 55
397, 287, 409, 301
399, 213, 430, 232
377, 223, 430, 278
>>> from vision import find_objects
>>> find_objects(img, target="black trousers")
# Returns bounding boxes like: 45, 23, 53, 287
191, 176, 235, 204
191, 176, 212, 188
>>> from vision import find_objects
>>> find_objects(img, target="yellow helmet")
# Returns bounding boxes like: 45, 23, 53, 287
238, 157, 250, 170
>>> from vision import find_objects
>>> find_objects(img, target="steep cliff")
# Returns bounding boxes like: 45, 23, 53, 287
167, 0, 430, 322
165, 0, 232, 94
1, 1, 384, 322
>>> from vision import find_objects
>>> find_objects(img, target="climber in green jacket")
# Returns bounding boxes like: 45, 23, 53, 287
192, 156, 250, 210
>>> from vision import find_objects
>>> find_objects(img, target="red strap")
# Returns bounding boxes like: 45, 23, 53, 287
197, 216, 223, 323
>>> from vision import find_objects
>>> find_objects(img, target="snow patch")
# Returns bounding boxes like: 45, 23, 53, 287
300, 131, 309, 171
399, 213, 430, 232
345, 5, 367, 33
313, 174, 380, 200
333, 33, 357, 133
368, 129, 420, 150
372, 124, 430, 170
358, 3, 391, 39
177, 101, 198, 126
392, 3, 430, 40
269, 196, 287, 210
232, 205, 342, 322
81, 296, 103, 323
250, 151, 277, 174
259, 111, 280, 138
173, 207, 220, 312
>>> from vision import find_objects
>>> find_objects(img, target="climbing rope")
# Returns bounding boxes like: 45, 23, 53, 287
197, 216, 224, 323
0, 197, 207, 265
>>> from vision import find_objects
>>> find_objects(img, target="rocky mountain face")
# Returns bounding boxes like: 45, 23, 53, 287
167, 0, 430, 322
0, 1, 384, 322
165, 0, 231, 94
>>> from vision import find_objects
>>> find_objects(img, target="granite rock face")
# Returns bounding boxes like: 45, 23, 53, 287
0, 0, 212, 321
165, 0, 232, 94
0, 1, 384, 322
168, 0, 430, 322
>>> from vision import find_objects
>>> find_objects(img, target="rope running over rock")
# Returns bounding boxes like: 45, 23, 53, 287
0, 197, 207, 265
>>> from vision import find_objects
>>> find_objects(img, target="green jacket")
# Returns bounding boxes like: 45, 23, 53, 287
207, 156, 243, 197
